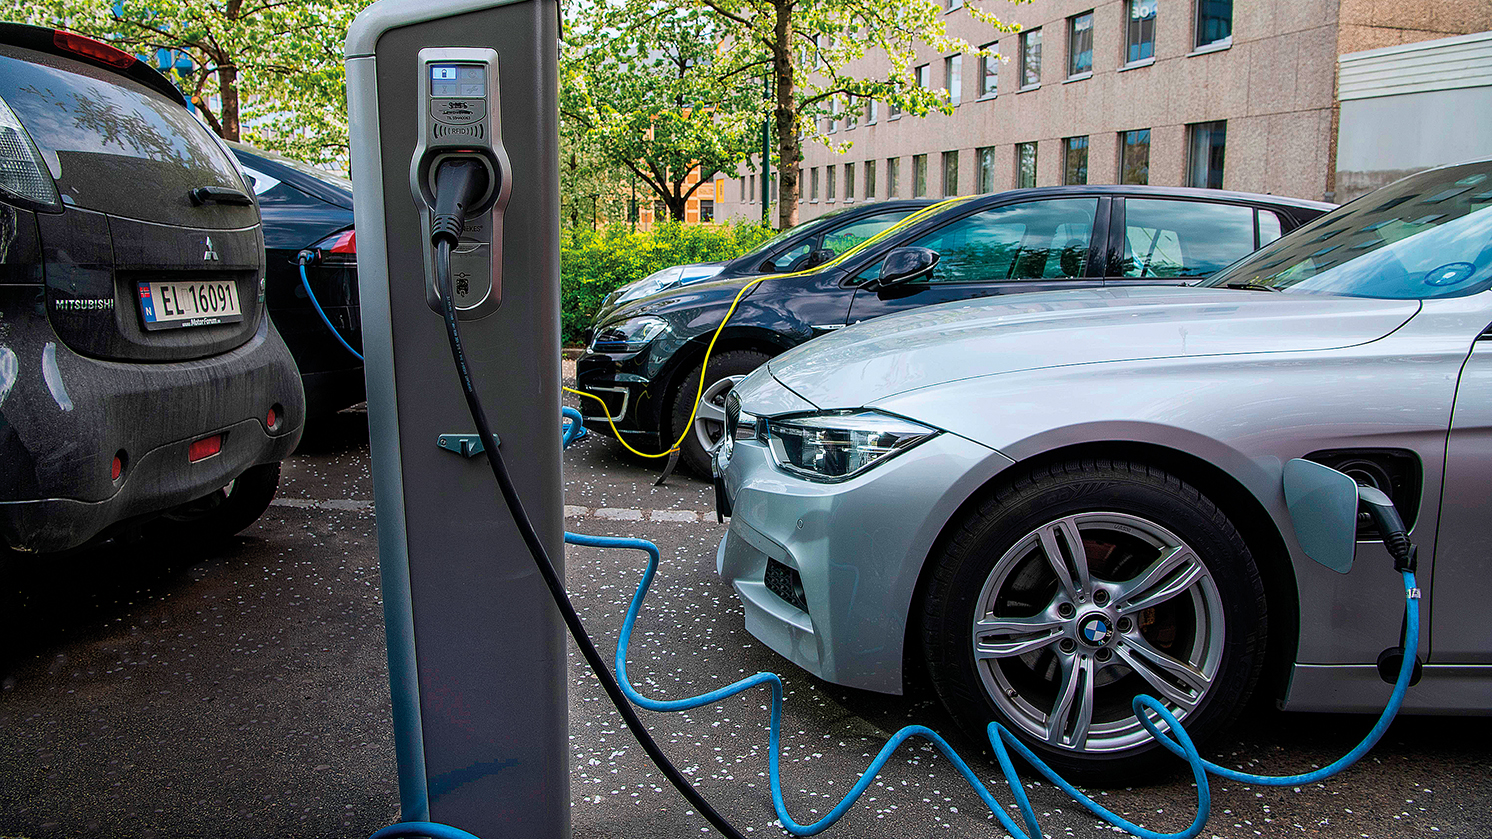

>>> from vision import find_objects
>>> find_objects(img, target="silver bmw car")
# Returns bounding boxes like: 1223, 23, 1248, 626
714, 159, 1492, 779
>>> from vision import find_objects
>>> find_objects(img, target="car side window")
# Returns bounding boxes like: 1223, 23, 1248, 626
763, 242, 813, 273
901, 199, 1099, 284
1258, 209, 1284, 245
1123, 199, 1256, 278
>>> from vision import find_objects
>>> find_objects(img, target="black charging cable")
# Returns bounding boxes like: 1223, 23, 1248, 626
427, 159, 751, 839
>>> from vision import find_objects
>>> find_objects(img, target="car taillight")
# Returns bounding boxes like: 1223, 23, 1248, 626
188, 434, 223, 462
52, 30, 135, 69
0, 93, 59, 209
312, 229, 356, 264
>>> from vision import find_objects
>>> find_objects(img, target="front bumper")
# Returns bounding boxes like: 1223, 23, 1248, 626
0, 312, 304, 552
575, 349, 664, 449
716, 431, 1012, 694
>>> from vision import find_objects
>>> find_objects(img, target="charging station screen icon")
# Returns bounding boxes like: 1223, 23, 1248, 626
431, 64, 485, 98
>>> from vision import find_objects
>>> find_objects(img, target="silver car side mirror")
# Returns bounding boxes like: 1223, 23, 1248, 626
1283, 458, 1360, 573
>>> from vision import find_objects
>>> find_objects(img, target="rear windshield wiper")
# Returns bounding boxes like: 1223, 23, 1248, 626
1220, 281, 1280, 292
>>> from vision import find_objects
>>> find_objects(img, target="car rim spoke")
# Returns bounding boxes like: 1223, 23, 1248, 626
694, 398, 727, 424
974, 614, 1065, 659
1036, 516, 1092, 601
1115, 545, 1205, 615
1115, 632, 1210, 710
692, 376, 744, 451
1046, 655, 1096, 748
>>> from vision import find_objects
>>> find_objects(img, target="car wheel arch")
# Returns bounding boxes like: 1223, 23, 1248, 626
902, 438, 1300, 703
658, 328, 792, 441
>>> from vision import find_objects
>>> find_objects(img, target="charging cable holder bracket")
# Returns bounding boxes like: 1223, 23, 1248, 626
437, 433, 496, 458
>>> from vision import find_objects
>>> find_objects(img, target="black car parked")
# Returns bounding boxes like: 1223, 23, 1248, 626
0, 24, 304, 552
229, 143, 363, 419
592, 199, 933, 327
579, 186, 1334, 476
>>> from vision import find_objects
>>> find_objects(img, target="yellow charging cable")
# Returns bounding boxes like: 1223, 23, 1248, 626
564, 197, 971, 460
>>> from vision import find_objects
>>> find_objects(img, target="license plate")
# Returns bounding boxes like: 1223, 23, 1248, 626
138, 279, 243, 330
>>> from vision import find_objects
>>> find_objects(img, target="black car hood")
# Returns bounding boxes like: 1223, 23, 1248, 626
596, 272, 772, 328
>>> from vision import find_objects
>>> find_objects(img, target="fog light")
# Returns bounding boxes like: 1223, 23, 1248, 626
188, 434, 223, 462
111, 452, 125, 481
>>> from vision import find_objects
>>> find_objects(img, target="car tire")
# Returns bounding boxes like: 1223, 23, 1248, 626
156, 462, 283, 543
670, 350, 772, 478
919, 458, 1267, 782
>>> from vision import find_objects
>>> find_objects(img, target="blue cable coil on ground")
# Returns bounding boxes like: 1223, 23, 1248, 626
375, 414, 1421, 839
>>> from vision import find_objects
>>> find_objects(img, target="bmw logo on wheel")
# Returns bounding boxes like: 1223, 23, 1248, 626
1079, 615, 1113, 647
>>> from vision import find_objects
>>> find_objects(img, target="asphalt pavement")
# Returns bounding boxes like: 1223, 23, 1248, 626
1, 374, 1489, 839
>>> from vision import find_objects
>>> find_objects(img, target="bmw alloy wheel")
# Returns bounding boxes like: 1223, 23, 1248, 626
972, 512, 1226, 753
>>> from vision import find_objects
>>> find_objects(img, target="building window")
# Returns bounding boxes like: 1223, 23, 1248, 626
749, 173, 756, 203
798, 169, 804, 203
867, 100, 878, 125
1016, 142, 1037, 188
1119, 129, 1151, 184
979, 42, 999, 97
1063, 136, 1089, 185
916, 63, 930, 89
810, 167, 820, 202
845, 162, 855, 201
826, 164, 837, 201
865, 159, 877, 198
1188, 120, 1227, 188
1126, 0, 1157, 65
771, 174, 778, 200
1069, 12, 1094, 77
739, 176, 747, 202
888, 157, 901, 197
913, 154, 928, 197
945, 54, 963, 105
827, 102, 837, 134
977, 146, 997, 193
1196, 0, 1232, 49
699, 200, 715, 222
942, 151, 959, 196
888, 99, 902, 120
947, 0, 963, 9
1020, 28, 1042, 88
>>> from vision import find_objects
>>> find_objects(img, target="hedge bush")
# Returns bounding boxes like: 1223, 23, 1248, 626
561, 220, 776, 346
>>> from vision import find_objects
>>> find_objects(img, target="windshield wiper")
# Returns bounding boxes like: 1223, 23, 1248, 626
1220, 281, 1281, 292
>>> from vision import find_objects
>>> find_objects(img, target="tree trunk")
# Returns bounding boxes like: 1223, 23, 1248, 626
771, 0, 798, 228
218, 63, 240, 141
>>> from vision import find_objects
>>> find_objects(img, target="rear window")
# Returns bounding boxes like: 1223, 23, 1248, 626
0, 46, 247, 226
1203, 163, 1492, 299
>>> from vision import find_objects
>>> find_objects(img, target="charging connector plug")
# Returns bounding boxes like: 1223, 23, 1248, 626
430, 158, 491, 246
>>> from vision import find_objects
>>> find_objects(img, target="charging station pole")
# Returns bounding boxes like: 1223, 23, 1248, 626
345, 3, 565, 837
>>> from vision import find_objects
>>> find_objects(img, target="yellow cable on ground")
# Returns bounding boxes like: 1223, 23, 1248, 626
566, 197, 972, 460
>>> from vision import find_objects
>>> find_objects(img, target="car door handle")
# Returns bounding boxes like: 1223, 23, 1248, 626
189, 185, 254, 206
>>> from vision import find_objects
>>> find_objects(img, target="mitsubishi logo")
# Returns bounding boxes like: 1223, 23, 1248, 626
203, 236, 220, 262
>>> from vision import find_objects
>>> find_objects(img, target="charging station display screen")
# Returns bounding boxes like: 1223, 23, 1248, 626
430, 64, 485, 98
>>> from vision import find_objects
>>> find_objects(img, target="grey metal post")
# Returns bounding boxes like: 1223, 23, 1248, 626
345, 2, 566, 837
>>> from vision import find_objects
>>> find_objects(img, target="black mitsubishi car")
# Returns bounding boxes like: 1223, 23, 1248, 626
0, 23, 304, 553
578, 186, 1334, 476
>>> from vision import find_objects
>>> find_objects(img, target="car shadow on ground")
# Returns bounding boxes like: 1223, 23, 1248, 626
0, 533, 254, 672
292, 405, 371, 456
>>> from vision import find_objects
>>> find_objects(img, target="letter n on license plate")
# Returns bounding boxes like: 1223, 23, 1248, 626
138, 280, 244, 330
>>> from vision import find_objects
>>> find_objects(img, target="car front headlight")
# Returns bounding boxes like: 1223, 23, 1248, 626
589, 315, 669, 353
764, 410, 939, 482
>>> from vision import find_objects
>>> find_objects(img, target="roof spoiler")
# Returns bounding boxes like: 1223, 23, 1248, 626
0, 22, 187, 108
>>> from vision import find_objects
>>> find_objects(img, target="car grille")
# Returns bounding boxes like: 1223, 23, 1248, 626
725, 391, 741, 439
764, 558, 808, 613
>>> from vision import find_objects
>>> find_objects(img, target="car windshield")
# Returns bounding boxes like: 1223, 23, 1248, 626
729, 208, 852, 267
1201, 162, 1492, 299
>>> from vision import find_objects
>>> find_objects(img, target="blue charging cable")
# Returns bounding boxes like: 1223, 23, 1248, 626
297, 253, 364, 362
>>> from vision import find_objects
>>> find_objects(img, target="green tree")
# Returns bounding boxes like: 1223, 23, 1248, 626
685, 0, 1014, 227
2, 0, 364, 168
561, 1, 760, 222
